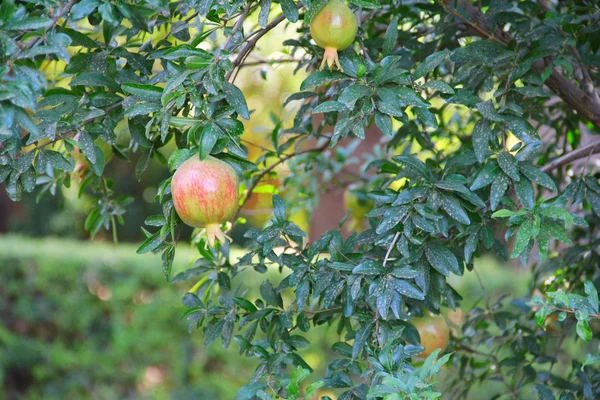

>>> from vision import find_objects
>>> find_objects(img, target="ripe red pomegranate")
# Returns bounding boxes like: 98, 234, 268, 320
310, 0, 358, 71
171, 155, 239, 247
413, 313, 450, 359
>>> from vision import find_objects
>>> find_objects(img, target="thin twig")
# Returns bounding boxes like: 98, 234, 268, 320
541, 139, 600, 172
232, 139, 331, 223
218, 1, 255, 57
383, 232, 400, 267
225, 13, 289, 81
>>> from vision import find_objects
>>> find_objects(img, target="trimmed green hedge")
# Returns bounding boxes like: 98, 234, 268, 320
0, 236, 253, 400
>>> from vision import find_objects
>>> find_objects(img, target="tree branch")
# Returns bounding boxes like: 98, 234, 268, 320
11, 0, 78, 62
232, 139, 330, 223
225, 13, 288, 81
541, 139, 600, 173
441, 0, 600, 131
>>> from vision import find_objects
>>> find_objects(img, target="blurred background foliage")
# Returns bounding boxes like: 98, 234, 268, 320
1, 233, 547, 399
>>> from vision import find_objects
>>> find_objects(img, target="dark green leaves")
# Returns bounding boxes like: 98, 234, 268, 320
280, 0, 298, 22
222, 83, 250, 120
383, 17, 398, 56
425, 241, 461, 277
472, 119, 490, 163
413, 49, 451, 80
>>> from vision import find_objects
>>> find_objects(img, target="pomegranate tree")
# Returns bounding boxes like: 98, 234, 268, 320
310, 0, 358, 71
171, 155, 239, 247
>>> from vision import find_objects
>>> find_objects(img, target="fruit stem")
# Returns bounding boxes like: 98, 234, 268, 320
204, 223, 232, 248
320, 47, 342, 72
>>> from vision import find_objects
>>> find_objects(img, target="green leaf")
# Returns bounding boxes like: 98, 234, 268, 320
576, 317, 592, 342
348, 0, 381, 8
300, 70, 347, 90
352, 322, 373, 359
519, 164, 557, 191
511, 218, 535, 258
464, 229, 479, 263
71, 72, 120, 92
393, 155, 433, 181
391, 278, 425, 300
376, 205, 410, 234
5, 16, 52, 30
338, 84, 372, 107
168, 149, 193, 172
476, 100, 504, 122
313, 101, 347, 113
424, 241, 460, 277
222, 83, 250, 120
234, 382, 268, 400
535, 383, 555, 400
280, 0, 298, 22
199, 123, 219, 160
470, 161, 500, 190
423, 80, 455, 94
383, 17, 398, 56
490, 174, 509, 211
497, 151, 520, 181
514, 175, 535, 210
44, 150, 74, 172
353, 260, 385, 275
472, 119, 491, 164
375, 112, 393, 136
440, 193, 470, 225
413, 49, 451, 80
273, 194, 286, 220
122, 82, 163, 101
491, 209, 515, 218
394, 87, 430, 108
540, 206, 573, 228
584, 281, 599, 315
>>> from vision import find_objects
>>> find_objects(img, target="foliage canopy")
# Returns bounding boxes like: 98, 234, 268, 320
2, 0, 600, 398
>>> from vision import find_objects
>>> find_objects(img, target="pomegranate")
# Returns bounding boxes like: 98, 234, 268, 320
310, 0, 358, 71
413, 313, 450, 359
171, 155, 239, 247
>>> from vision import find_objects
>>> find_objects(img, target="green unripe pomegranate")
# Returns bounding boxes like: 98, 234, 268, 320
413, 313, 450, 359
171, 155, 239, 247
310, 0, 358, 71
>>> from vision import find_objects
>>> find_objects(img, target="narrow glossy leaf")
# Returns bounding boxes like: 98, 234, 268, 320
391, 278, 425, 300
383, 17, 398, 56
511, 218, 535, 258
497, 151, 520, 181
490, 174, 509, 211
423, 80, 455, 94
222, 83, 250, 120
476, 100, 503, 122
313, 101, 346, 113
122, 82, 163, 101
472, 119, 490, 163
519, 164, 557, 191
514, 174, 535, 210
413, 49, 450, 80
470, 161, 500, 190
376, 206, 410, 234
440, 193, 470, 225
280, 0, 298, 22
424, 241, 460, 277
